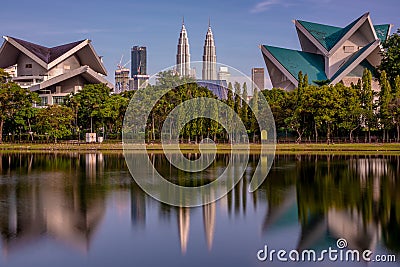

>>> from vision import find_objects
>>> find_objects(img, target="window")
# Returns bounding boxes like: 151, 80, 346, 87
25, 63, 32, 68
40, 96, 48, 106
343, 46, 355, 53
64, 65, 70, 70
53, 96, 65, 105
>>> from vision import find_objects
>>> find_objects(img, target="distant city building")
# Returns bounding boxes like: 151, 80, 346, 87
115, 67, 130, 92
251, 68, 265, 91
202, 21, 217, 80
130, 45, 149, 90
131, 46, 147, 77
0, 36, 112, 106
261, 13, 391, 91
129, 75, 149, 90
176, 19, 191, 77
217, 66, 230, 81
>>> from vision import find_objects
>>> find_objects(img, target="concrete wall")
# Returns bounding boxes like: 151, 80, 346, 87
48, 55, 81, 77
328, 21, 375, 78
16, 53, 46, 76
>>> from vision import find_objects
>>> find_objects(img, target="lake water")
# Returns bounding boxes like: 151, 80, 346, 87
0, 152, 399, 267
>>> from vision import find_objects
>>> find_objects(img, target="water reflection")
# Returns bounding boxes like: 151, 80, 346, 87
0, 153, 398, 266
0, 153, 106, 254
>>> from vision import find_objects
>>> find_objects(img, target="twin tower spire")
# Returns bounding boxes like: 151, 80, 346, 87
176, 18, 217, 80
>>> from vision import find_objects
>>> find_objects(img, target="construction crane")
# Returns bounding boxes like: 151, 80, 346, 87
117, 54, 130, 70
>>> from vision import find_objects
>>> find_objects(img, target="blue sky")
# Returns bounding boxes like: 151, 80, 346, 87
1, 0, 399, 87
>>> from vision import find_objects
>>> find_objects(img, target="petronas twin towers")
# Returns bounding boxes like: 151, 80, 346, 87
176, 19, 217, 80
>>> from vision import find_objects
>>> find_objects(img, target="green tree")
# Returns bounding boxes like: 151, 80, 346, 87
68, 83, 111, 133
297, 71, 304, 105
390, 75, 400, 141
250, 88, 259, 142
100, 94, 129, 138
0, 82, 39, 143
338, 83, 363, 142
0, 68, 11, 83
36, 105, 74, 142
234, 81, 241, 115
379, 70, 392, 142
361, 69, 375, 142
380, 29, 400, 85
241, 82, 249, 127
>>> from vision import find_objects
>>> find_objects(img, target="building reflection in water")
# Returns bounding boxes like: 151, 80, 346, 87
0, 153, 106, 254
0, 153, 399, 258
176, 207, 189, 254
262, 154, 400, 257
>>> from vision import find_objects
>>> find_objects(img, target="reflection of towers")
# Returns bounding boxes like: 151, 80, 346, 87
178, 207, 190, 254
202, 20, 217, 80
85, 153, 103, 182
176, 18, 191, 77
131, 183, 146, 227
203, 202, 216, 250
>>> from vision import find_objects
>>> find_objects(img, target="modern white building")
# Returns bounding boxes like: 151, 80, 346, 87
0, 36, 113, 106
261, 13, 392, 91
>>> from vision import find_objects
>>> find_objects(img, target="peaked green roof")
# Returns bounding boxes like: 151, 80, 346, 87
263, 45, 327, 84
348, 59, 376, 78
297, 14, 366, 51
374, 24, 391, 43
330, 41, 375, 81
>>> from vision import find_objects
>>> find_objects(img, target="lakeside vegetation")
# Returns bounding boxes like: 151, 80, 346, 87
1, 143, 400, 155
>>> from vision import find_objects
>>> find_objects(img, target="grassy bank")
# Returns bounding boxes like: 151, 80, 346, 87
0, 142, 400, 155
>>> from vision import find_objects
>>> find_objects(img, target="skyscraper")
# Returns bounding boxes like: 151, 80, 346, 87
218, 66, 230, 81
130, 46, 149, 90
202, 20, 217, 80
131, 46, 147, 77
176, 18, 191, 77
252, 68, 265, 91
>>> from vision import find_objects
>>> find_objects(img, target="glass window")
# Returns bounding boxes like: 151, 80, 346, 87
53, 96, 65, 105
40, 96, 48, 106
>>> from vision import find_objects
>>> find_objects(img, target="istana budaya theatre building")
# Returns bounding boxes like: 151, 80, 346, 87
261, 13, 392, 91
0, 36, 113, 106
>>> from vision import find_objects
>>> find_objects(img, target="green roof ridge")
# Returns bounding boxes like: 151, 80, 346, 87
298, 13, 366, 51
263, 45, 327, 84
374, 24, 390, 43
330, 41, 375, 81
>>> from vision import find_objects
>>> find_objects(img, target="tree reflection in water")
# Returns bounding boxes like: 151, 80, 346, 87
0, 152, 398, 259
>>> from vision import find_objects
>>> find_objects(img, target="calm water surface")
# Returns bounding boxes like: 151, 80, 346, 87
0, 153, 399, 267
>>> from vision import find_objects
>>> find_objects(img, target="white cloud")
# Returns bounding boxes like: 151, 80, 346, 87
250, 0, 280, 13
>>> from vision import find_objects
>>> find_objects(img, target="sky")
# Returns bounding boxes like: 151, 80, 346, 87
1, 0, 399, 88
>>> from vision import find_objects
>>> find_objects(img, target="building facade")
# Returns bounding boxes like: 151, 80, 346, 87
251, 68, 265, 91
217, 66, 230, 81
130, 45, 149, 90
131, 46, 147, 77
202, 22, 217, 80
115, 67, 130, 92
0, 36, 112, 106
261, 13, 391, 91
